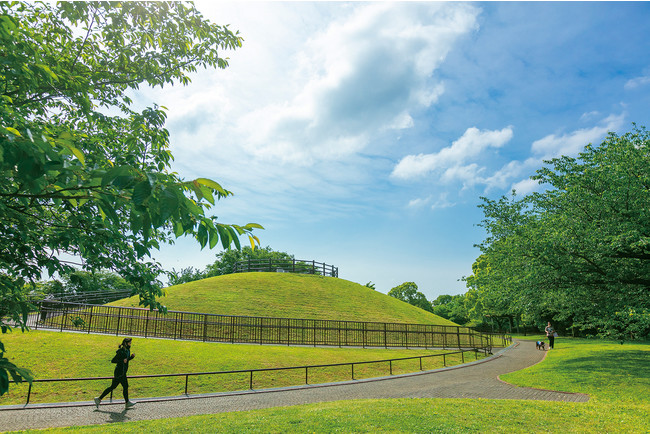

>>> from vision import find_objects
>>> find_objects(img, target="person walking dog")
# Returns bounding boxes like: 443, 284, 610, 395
545, 322, 556, 350
94, 338, 137, 409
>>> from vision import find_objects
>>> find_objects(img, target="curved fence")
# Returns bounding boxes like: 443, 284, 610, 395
32, 301, 509, 349
234, 258, 338, 277
21, 347, 490, 405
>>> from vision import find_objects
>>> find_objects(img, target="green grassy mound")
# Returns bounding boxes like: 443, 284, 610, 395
111, 273, 456, 326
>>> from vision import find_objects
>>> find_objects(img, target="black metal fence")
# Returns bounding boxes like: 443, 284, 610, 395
33, 301, 508, 349
234, 258, 338, 277
22, 347, 490, 405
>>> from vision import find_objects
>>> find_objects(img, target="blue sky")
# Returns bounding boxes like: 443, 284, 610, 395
135, 2, 650, 300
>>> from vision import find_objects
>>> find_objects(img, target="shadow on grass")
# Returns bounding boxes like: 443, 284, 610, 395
559, 351, 650, 379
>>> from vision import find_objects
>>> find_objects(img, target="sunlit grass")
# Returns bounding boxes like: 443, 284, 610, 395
109, 273, 457, 326
11, 337, 648, 433
0, 330, 478, 405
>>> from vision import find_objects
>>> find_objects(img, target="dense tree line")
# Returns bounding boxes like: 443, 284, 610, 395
465, 126, 650, 340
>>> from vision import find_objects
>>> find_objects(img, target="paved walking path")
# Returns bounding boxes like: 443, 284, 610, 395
0, 340, 588, 431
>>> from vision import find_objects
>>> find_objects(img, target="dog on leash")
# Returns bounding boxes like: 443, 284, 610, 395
536, 340, 545, 350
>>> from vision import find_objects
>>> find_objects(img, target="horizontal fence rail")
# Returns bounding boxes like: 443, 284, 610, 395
32, 289, 134, 305
22, 347, 490, 405
32, 301, 509, 350
234, 258, 338, 277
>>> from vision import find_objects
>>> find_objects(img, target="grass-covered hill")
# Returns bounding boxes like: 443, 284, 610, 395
111, 273, 456, 326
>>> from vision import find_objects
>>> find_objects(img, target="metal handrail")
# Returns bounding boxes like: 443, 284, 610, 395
33, 301, 500, 350
23, 346, 490, 405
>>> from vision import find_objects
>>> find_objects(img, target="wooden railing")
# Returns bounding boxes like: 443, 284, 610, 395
234, 258, 338, 277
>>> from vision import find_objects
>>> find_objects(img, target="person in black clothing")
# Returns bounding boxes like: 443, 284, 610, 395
545, 322, 556, 350
94, 337, 136, 409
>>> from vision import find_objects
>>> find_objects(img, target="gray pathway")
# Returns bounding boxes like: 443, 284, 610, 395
0, 340, 588, 431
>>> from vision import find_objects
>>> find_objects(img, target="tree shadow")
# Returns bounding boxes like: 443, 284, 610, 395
559, 350, 650, 380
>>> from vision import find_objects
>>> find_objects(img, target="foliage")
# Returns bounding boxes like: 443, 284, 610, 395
205, 245, 295, 277
165, 246, 300, 285
167, 266, 208, 286
387, 282, 433, 313
38, 270, 136, 295
365, 281, 376, 290
431, 294, 469, 325
0, 2, 262, 394
466, 126, 650, 339
0, 339, 33, 396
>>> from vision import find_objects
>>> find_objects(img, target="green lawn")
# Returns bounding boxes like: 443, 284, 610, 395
11, 337, 648, 433
0, 330, 475, 406
109, 273, 457, 326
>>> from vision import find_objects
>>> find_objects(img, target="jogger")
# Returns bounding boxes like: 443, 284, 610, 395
94, 337, 137, 409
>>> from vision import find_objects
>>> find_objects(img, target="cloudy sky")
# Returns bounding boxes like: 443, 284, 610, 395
135, 2, 650, 300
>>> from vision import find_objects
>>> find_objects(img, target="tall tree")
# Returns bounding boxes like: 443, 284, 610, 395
0, 2, 262, 394
468, 126, 650, 339
431, 294, 469, 325
387, 282, 433, 313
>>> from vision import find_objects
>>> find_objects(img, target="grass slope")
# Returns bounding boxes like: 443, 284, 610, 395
111, 273, 456, 326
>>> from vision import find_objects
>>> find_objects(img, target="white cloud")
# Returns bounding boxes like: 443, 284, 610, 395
391, 126, 513, 180
624, 75, 650, 90
408, 196, 431, 208
531, 113, 624, 159
431, 193, 455, 210
511, 178, 541, 195
440, 163, 483, 188
232, 2, 480, 164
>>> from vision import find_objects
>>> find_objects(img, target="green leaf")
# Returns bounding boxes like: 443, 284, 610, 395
133, 180, 152, 205
244, 223, 265, 230
0, 369, 8, 396
4, 127, 21, 137
208, 225, 219, 249
216, 224, 231, 249
195, 178, 230, 197
101, 166, 133, 187
68, 145, 85, 166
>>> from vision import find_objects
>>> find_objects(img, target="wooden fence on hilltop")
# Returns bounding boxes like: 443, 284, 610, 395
233, 258, 338, 277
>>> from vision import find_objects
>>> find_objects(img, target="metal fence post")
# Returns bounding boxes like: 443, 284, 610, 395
60, 304, 67, 332
87, 305, 94, 334
115, 309, 121, 336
